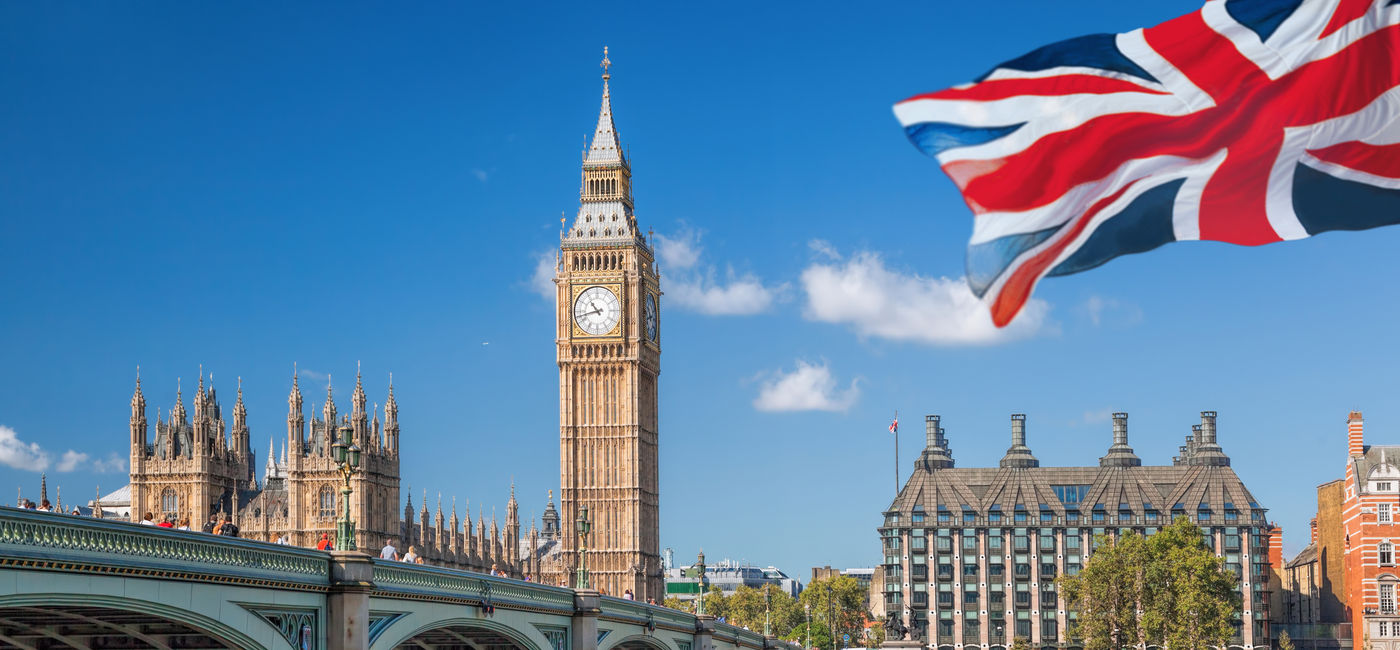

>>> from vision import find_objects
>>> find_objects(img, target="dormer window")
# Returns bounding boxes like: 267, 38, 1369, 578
1379, 482, 1394, 492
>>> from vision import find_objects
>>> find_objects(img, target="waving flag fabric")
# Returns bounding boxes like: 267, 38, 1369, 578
895, 0, 1400, 327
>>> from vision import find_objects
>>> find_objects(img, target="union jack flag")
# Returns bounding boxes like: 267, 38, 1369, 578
895, 0, 1400, 327
889, 418, 899, 435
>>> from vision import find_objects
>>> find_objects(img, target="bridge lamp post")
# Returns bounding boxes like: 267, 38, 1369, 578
331, 425, 362, 551
575, 503, 591, 589
804, 603, 811, 649
695, 551, 707, 616
764, 586, 771, 636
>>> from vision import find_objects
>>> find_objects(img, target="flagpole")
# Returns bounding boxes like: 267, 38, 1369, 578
893, 410, 899, 498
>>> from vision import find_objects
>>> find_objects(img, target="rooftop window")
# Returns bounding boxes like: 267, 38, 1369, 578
1053, 485, 1091, 504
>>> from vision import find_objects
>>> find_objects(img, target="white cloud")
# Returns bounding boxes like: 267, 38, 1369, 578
0, 425, 117, 473
753, 360, 861, 413
808, 239, 840, 260
56, 450, 88, 472
656, 229, 784, 316
655, 232, 702, 270
667, 272, 780, 316
1079, 408, 1116, 425
92, 453, 128, 473
530, 251, 558, 301
0, 425, 49, 471
299, 369, 330, 385
799, 244, 1050, 345
1085, 295, 1143, 327
472, 168, 489, 183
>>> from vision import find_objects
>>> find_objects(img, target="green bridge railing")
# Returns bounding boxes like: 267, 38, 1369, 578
0, 506, 329, 589
371, 558, 577, 614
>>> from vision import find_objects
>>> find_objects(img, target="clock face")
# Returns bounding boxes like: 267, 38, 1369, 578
644, 294, 658, 341
573, 286, 621, 336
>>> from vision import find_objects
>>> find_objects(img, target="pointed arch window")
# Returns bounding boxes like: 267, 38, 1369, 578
1382, 541, 1394, 566
161, 488, 178, 516
319, 486, 336, 519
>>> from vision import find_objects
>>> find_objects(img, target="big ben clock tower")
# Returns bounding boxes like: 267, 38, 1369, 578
555, 48, 662, 600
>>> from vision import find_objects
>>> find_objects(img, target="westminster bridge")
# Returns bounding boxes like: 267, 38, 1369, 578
0, 508, 788, 650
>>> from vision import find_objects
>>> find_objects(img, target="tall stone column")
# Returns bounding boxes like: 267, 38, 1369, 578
327, 551, 374, 650
573, 589, 601, 650
695, 615, 716, 650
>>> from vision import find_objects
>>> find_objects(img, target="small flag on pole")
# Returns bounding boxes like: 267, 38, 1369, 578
889, 417, 899, 435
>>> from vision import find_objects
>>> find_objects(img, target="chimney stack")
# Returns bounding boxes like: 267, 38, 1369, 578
1100, 411, 1141, 467
1000, 414, 1039, 469
1349, 411, 1365, 458
1186, 411, 1230, 466
918, 414, 954, 470
1200, 411, 1218, 445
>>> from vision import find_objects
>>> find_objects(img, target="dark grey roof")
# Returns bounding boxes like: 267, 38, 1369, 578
1351, 445, 1400, 493
886, 412, 1263, 518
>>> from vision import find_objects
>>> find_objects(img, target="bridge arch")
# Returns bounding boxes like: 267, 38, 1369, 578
0, 592, 265, 649
380, 616, 547, 650
604, 632, 677, 650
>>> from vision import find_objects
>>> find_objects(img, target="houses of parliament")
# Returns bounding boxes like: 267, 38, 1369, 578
82, 49, 666, 599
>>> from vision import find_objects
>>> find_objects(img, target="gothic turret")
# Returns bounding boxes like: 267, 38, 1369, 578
130, 368, 147, 449
999, 414, 1040, 469
287, 369, 305, 459
371, 403, 382, 452
384, 375, 399, 455
232, 377, 251, 467
541, 490, 560, 540
505, 484, 520, 566
352, 362, 368, 448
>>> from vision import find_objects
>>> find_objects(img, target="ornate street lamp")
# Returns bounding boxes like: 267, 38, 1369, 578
764, 585, 772, 636
575, 503, 591, 589
805, 603, 811, 650
331, 425, 362, 551
696, 551, 708, 616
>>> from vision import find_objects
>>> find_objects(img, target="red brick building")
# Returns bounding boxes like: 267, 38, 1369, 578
1340, 411, 1400, 649
1285, 411, 1400, 649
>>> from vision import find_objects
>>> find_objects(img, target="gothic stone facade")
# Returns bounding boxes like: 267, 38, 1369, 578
881, 412, 1276, 650
548, 50, 664, 599
126, 369, 532, 576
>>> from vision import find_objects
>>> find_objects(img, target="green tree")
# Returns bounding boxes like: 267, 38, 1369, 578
797, 576, 868, 648
727, 586, 799, 633
862, 622, 885, 649
663, 596, 694, 613
702, 585, 729, 620
785, 622, 833, 650
1058, 530, 1146, 650
1058, 516, 1241, 650
1009, 637, 1031, 650
1279, 629, 1295, 650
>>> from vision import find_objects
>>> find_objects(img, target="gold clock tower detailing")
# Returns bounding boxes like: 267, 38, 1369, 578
554, 47, 662, 600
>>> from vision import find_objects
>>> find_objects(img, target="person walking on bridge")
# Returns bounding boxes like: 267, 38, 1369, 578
379, 539, 399, 561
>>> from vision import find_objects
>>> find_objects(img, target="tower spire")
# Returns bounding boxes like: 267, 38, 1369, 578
563, 46, 641, 249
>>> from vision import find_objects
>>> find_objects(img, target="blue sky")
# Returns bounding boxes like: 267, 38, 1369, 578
2, 1, 1397, 576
